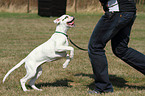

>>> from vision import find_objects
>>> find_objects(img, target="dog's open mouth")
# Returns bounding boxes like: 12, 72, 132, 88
67, 18, 75, 27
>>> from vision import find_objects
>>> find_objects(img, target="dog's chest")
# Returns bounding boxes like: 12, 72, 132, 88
52, 33, 69, 46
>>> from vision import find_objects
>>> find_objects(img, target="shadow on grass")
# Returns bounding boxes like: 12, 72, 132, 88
28, 79, 73, 89
74, 73, 145, 90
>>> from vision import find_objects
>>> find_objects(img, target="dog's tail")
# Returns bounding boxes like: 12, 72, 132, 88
3, 58, 26, 83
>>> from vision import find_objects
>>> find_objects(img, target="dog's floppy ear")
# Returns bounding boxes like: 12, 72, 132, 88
54, 18, 60, 24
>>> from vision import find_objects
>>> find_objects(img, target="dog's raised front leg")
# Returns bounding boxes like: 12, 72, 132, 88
55, 46, 74, 59
56, 46, 74, 68
63, 54, 71, 68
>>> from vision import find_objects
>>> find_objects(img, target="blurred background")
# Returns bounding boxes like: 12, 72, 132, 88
0, 0, 145, 13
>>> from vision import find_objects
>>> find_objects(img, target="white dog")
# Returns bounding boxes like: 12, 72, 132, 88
3, 15, 75, 92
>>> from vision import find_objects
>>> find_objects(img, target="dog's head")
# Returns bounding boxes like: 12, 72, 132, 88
54, 15, 75, 27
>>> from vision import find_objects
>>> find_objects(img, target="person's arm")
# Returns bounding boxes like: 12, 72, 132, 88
99, 0, 109, 3
99, 0, 109, 11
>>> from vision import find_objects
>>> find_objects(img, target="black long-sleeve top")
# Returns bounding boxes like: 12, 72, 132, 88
99, 0, 136, 12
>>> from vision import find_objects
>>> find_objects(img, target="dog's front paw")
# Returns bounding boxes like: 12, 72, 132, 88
63, 59, 70, 68
63, 62, 69, 68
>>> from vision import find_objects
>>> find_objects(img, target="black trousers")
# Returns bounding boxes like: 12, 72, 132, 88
88, 12, 145, 93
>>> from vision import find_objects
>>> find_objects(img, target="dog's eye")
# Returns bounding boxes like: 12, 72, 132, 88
62, 16, 68, 21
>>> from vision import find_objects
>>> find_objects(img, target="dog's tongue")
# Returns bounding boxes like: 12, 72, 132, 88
68, 21, 74, 25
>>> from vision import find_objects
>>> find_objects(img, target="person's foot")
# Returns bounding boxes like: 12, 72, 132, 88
88, 90, 101, 94
88, 88, 114, 94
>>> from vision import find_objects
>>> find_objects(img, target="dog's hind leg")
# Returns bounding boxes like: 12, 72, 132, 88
20, 64, 37, 92
28, 66, 43, 91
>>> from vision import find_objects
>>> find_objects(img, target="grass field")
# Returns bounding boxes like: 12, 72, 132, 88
0, 12, 145, 96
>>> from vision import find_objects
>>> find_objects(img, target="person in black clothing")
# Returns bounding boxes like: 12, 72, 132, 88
88, 0, 145, 94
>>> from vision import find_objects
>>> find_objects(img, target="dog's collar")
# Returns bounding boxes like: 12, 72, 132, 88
55, 31, 88, 51
55, 31, 68, 38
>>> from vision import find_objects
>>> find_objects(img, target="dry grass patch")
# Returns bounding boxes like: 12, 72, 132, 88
0, 12, 144, 96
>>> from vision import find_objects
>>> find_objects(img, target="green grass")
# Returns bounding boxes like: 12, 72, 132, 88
0, 12, 145, 96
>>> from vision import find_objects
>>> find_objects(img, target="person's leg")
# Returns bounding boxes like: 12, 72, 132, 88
88, 12, 118, 93
111, 14, 145, 75
88, 12, 137, 93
